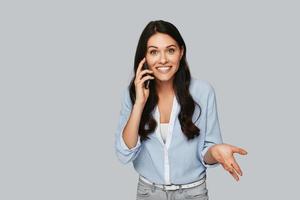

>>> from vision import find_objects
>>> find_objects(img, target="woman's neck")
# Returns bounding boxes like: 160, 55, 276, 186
155, 79, 174, 97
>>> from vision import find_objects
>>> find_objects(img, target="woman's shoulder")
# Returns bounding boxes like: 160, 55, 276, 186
190, 76, 215, 95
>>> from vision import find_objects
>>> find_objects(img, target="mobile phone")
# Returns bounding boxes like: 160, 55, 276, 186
142, 62, 151, 89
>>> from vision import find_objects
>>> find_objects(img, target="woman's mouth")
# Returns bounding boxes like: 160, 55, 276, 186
156, 66, 171, 73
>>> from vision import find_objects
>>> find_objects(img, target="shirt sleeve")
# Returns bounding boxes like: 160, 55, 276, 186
114, 87, 142, 164
199, 84, 224, 168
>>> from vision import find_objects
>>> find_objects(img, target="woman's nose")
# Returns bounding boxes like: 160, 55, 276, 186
159, 53, 168, 64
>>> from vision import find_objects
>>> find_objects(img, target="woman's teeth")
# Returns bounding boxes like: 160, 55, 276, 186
157, 66, 171, 73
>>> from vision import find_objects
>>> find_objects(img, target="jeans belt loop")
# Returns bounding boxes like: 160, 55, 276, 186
151, 182, 156, 193
179, 185, 183, 193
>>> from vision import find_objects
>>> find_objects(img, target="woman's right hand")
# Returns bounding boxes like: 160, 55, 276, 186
134, 57, 155, 106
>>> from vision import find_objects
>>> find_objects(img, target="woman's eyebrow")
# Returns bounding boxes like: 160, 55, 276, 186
147, 44, 177, 49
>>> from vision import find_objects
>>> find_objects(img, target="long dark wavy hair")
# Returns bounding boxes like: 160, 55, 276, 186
128, 20, 202, 142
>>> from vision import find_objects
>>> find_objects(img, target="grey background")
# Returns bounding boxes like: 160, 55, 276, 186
0, 0, 299, 199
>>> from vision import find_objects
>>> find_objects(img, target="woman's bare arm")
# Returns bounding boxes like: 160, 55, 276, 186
122, 103, 145, 149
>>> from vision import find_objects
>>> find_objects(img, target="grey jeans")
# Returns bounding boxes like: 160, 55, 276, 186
136, 177, 209, 200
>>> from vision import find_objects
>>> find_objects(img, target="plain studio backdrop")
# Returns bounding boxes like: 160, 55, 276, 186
0, 0, 299, 199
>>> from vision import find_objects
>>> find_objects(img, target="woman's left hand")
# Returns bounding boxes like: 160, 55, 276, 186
210, 144, 248, 181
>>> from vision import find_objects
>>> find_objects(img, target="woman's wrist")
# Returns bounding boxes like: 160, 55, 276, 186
134, 102, 146, 109
203, 145, 219, 165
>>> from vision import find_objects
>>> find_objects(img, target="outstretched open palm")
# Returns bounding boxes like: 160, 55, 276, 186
210, 144, 248, 181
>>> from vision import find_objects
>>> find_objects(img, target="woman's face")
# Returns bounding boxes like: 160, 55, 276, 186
145, 33, 184, 83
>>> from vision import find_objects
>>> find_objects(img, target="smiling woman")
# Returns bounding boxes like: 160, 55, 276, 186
145, 33, 184, 84
114, 19, 248, 200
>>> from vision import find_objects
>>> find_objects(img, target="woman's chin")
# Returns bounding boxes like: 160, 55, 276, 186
154, 75, 175, 83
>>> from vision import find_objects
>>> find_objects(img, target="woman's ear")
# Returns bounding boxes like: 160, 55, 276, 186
180, 46, 184, 59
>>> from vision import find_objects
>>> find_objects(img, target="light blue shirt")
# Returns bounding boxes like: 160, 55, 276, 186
114, 77, 223, 184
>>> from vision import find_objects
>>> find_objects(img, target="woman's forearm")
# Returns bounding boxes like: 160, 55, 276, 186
122, 103, 145, 149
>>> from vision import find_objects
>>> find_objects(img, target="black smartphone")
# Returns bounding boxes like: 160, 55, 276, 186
142, 62, 151, 89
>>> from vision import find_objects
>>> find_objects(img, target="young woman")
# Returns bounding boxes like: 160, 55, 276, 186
115, 20, 248, 200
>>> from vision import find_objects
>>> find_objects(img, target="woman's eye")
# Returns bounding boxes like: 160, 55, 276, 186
168, 48, 175, 53
150, 50, 157, 55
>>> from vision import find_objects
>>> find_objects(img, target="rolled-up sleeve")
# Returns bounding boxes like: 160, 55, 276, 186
114, 88, 142, 164
199, 84, 223, 168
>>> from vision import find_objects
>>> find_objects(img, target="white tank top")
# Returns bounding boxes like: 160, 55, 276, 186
160, 123, 169, 143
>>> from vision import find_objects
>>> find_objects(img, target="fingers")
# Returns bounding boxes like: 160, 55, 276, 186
135, 57, 154, 83
140, 75, 155, 87
240, 149, 248, 155
232, 146, 248, 155
137, 69, 154, 81
231, 159, 243, 176
136, 57, 146, 76
216, 144, 247, 182
229, 167, 240, 181
221, 157, 244, 182
222, 162, 240, 181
